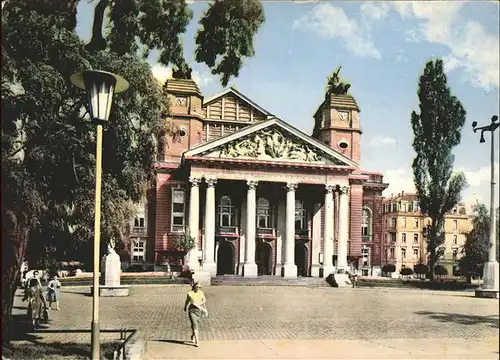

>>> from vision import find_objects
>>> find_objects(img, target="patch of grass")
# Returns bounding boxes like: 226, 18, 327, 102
3, 341, 121, 360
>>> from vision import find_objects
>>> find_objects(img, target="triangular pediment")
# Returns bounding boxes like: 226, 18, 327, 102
184, 118, 358, 167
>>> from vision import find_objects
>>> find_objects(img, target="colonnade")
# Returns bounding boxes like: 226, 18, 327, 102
186, 176, 350, 277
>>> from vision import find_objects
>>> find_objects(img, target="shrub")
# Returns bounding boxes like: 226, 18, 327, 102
413, 263, 429, 275
401, 268, 414, 276
434, 265, 448, 276
174, 232, 196, 252
382, 264, 396, 273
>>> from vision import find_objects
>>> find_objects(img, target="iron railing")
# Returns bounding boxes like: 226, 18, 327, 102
33, 328, 137, 360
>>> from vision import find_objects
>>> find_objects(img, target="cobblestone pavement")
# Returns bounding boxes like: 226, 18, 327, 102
12, 285, 499, 344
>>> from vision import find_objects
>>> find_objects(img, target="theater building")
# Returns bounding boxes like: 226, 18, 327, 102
130, 77, 388, 277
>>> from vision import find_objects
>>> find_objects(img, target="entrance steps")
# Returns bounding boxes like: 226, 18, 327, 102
211, 275, 330, 287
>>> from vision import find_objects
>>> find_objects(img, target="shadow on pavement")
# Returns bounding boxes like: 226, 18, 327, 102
154, 339, 197, 347
60, 290, 91, 297
9, 314, 48, 343
415, 311, 499, 328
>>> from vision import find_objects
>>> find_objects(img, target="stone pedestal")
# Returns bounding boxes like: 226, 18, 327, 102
91, 253, 129, 297
281, 264, 298, 278
242, 263, 258, 278
321, 265, 335, 278
475, 261, 499, 299
333, 273, 352, 288
192, 271, 211, 287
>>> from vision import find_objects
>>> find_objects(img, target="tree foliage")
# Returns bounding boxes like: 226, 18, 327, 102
401, 268, 414, 276
382, 264, 396, 273
411, 59, 468, 280
413, 263, 429, 275
195, 0, 265, 86
434, 265, 448, 277
458, 203, 494, 282
2, 0, 265, 345
325, 65, 351, 99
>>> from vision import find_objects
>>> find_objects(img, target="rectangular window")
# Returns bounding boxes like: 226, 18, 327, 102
413, 218, 419, 229
413, 248, 419, 260
402, 203, 407, 212
401, 248, 406, 261
453, 235, 457, 245
391, 217, 397, 227
132, 239, 146, 261
362, 248, 369, 266
401, 233, 406, 243
390, 233, 396, 242
134, 216, 145, 228
452, 249, 458, 260
401, 217, 407, 228
452, 220, 458, 232
413, 234, 419, 243
171, 188, 186, 232
389, 247, 395, 259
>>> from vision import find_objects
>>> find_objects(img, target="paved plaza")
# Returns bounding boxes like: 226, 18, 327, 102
12, 285, 500, 359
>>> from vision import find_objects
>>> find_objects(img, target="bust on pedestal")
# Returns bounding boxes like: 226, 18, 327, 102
92, 238, 129, 296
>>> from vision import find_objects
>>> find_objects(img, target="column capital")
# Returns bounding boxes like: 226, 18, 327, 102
325, 184, 336, 194
339, 185, 349, 195
205, 177, 218, 187
189, 176, 202, 187
246, 179, 259, 190
286, 182, 298, 192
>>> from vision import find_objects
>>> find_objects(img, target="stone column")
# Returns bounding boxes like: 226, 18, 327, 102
282, 182, 298, 278
337, 185, 350, 270
237, 195, 247, 275
322, 185, 335, 276
203, 177, 217, 276
311, 202, 322, 277
243, 180, 258, 277
275, 198, 286, 276
187, 176, 201, 271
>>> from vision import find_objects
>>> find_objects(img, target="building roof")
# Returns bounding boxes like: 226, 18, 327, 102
164, 78, 202, 96
203, 87, 273, 117
314, 94, 361, 118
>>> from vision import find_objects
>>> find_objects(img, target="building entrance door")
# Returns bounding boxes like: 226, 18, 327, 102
216, 240, 235, 275
256, 241, 272, 275
295, 242, 308, 276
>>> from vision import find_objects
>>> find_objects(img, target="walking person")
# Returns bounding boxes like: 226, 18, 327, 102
183, 282, 207, 347
47, 275, 61, 310
24, 278, 48, 329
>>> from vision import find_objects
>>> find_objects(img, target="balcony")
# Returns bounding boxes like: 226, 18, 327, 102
257, 228, 276, 238
216, 226, 239, 237
362, 235, 373, 243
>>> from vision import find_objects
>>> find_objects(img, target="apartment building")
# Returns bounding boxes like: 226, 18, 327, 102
382, 191, 472, 275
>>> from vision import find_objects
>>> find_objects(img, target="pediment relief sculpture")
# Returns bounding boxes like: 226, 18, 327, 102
219, 129, 322, 163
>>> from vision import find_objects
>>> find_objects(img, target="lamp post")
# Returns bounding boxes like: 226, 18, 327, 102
472, 115, 499, 299
70, 70, 129, 359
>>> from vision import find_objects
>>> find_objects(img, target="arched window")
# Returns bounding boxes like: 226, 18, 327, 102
257, 198, 272, 229
218, 195, 235, 227
295, 200, 307, 230
362, 207, 373, 241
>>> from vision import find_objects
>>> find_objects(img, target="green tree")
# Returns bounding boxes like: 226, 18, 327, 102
459, 203, 496, 283
413, 263, 429, 280
2, 0, 265, 345
434, 265, 448, 278
411, 59, 468, 281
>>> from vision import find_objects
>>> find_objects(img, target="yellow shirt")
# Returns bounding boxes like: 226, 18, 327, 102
187, 290, 205, 306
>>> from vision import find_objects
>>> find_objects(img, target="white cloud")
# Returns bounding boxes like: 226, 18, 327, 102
368, 135, 397, 147
382, 163, 500, 208
293, 3, 381, 59
192, 70, 214, 87
360, 2, 390, 21
392, 2, 499, 90
151, 64, 172, 85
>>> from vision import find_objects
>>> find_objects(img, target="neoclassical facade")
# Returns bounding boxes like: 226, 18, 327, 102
131, 78, 388, 278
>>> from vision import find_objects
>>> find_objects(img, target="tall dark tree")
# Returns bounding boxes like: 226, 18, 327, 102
459, 203, 499, 283
411, 59, 468, 280
2, 0, 265, 345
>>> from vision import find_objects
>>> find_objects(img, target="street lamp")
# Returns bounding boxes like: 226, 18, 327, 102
472, 115, 499, 299
70, 70, 129, 359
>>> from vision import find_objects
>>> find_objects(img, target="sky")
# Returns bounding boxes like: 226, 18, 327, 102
76, 1, 499, 209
